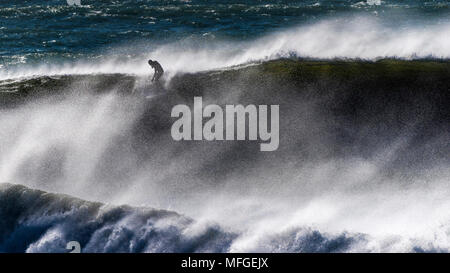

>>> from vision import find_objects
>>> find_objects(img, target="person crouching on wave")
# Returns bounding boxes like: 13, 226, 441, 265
148, 59, 164, 83
145, 59, 165, 97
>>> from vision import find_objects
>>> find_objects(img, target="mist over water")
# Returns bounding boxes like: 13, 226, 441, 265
1, 64, 449, 252
1, 0, 450, 252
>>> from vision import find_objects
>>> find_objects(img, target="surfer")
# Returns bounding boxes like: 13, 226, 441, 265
148, 59, 164, 83
145, 59, 165, 98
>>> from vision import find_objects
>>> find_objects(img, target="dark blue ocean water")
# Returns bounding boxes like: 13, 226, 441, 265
1, 0, 449, 75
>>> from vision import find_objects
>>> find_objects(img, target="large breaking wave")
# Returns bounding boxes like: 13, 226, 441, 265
0, 183, 235, 253
0, 183, 369, 253
1, 181, 449, 253
1, 0, 450, 254
0, 60, 449, 252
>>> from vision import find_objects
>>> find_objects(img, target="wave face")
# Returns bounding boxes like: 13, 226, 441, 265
1, 1, 450, 79
1, 1, 450, 253
0, 60, 449, 252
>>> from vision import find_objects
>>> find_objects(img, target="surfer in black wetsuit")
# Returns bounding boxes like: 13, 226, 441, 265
148, 59, 164, 83
145, 59, 165, 97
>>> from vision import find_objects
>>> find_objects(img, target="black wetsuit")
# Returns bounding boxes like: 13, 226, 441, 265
150, 61, 164, 82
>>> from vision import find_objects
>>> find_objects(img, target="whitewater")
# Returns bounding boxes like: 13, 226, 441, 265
1, 59, 449, 252
1, 0, 449, 253
1, 16, 450, 81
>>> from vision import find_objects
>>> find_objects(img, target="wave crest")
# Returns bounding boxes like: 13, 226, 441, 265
1, 17, 449, 81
